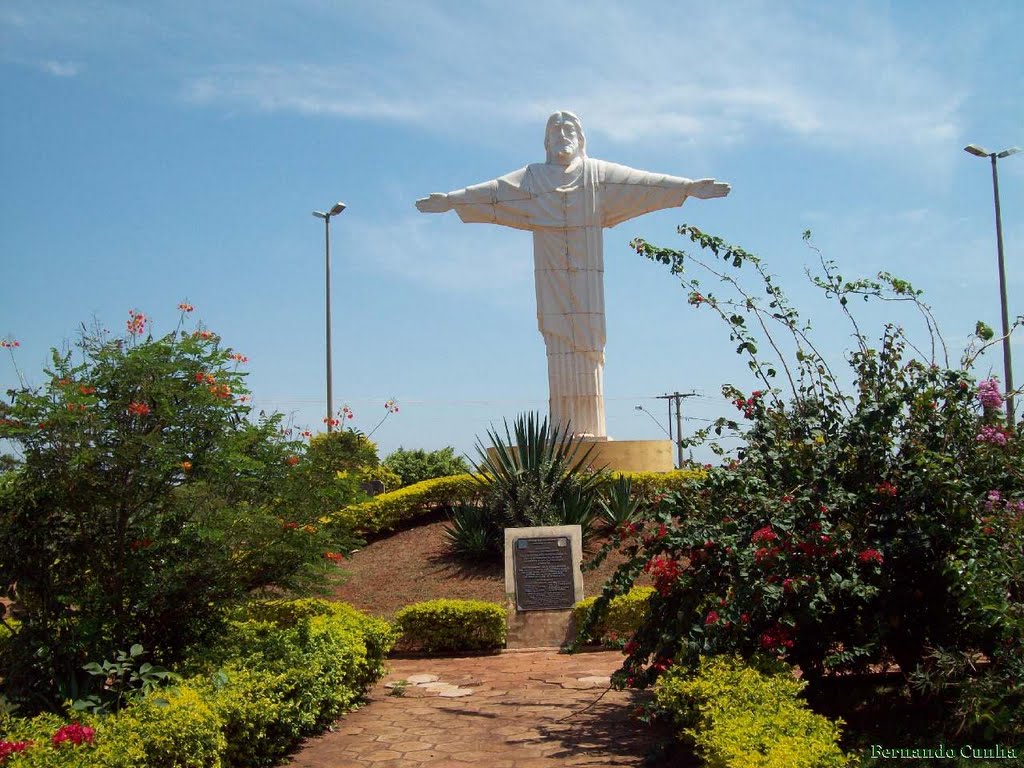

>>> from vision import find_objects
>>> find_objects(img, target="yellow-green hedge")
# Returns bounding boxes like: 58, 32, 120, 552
573, 586, 655, 646
333, 473, 482, 535
655, 655, 854, 768
334, 468, 705, 537
393, 599, 506, 653
612, 468, 706, 495
0, 599, 394, 768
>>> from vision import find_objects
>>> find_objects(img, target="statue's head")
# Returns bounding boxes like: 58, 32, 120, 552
544, 111, 586, 165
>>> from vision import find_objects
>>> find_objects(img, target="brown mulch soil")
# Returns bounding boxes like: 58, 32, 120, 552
329, 515, 638, 618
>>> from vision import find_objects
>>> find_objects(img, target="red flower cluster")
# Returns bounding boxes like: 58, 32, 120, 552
126, 310, 147, 336
282, 521, 299, 530
324, 417, 341, 428
643, 555, 682, 596
651, 656, 674, 672
285, 455, 299, 466
324, 552, 344, 564
195, 372, 216, 384
52, 722, 95, 747
192, 330, 214, 340
300, 430, 313, 438
732, 390, 764, 418
705, 610, 719, 625
0, 339, 20, 349
78, 385, 96, 395
384, 399, 399, 413
128, 401, 150, 416
875, 481, 898, 497
230, 352, 249, 363
177, 302, 194, 313
0, 740, 33, 759
858, 548, 884, 565
130, 538, 153, 551
754, 546, 782, 564
342, 405, 355, 420
751, 526, 778, 544
759, 624, 794, 652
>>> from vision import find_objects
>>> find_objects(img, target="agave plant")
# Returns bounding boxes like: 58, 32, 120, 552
473, 412, 605, 535
443, 502, 498, 560
596, 475, 643, 530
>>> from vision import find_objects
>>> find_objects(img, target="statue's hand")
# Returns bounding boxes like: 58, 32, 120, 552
687, 178, 731, 200
415, 193, 452, 213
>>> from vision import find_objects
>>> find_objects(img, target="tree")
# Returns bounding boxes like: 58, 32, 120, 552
0, 310, 359, 712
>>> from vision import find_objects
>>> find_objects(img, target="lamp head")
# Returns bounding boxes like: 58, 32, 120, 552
329, 202, 347, 216
964, 144, 991, 158
996, 147, 1021, 159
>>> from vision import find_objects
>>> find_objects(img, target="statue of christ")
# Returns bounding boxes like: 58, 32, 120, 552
416, 110, 730, 438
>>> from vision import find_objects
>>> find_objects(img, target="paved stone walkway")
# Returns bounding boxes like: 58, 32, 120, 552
287, 649, 675, 767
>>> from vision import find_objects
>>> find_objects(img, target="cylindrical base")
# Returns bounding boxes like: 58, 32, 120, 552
486, 439, 673, 474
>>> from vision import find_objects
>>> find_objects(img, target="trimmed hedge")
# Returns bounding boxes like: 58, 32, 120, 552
573, 586, 655, 646
393, 599, 506, 653
654, 655, 854, 768
335, 473, 481, 535
335, 468, 706, 537
614, 469, 705, 496
0, 599, 394, 768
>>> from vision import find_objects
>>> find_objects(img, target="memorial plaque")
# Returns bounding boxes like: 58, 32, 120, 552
512, 536, 574, 611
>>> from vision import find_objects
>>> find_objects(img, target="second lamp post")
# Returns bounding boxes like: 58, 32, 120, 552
313, 202, 347, 432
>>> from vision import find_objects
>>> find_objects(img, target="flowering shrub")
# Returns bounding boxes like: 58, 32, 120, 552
0, 309, 362, 713
584, 228, 1024, 741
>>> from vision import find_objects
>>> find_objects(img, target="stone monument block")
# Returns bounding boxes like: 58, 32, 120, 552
504, 525, 584, 648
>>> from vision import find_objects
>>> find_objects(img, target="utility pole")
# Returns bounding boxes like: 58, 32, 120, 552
655, 391, 697, 468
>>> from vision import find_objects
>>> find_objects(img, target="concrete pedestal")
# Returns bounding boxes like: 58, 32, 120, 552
487, 438, 673, 474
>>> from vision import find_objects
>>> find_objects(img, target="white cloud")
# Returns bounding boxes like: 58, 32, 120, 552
168, 1, 968, 157
40, 59, 78, 77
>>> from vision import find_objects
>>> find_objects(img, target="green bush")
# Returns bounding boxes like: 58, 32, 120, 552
654, 655, 854, 768
0, 310, 362, 712
335, 473, 482, 534
92, 685, 224, 768
573, 587, 655, 647
592, 229, 1024, 745
1, 686, 223, 768
393, 600, 506, 653
383, 446, 470, 487
0, 598, 395, 768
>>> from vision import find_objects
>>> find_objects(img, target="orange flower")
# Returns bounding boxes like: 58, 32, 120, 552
128, 401, 150, 416
181, 460, 192, 471
178, 302, 194, 312
285, 455, 300, 466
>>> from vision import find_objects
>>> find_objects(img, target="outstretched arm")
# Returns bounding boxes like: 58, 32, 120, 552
598, 161, 731, 228
686, 178, 731, 199
414, 169, 536, 230
415, 193, 451, 213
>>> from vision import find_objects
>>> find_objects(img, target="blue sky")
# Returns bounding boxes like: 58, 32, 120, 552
2, 1, 1022, 465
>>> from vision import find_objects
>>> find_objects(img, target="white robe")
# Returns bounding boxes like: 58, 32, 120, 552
447, 157, 694, 438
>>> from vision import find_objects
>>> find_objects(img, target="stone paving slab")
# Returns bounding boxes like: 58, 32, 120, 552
287, 649, 675, 767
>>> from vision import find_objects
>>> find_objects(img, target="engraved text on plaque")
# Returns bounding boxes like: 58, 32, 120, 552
512, 536, 574, 611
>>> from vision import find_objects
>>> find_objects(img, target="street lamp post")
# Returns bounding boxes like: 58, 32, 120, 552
312, 202, 347, 432
965, 144, 1020, 426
